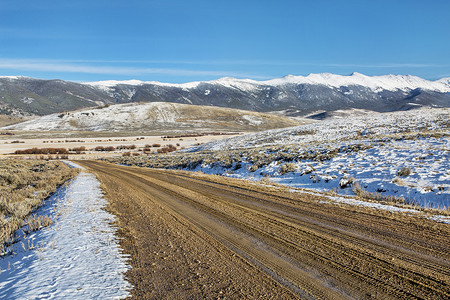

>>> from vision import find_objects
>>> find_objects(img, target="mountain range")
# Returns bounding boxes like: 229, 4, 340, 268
1, 73, 449, 118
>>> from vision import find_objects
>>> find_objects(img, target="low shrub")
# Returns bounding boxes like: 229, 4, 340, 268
339, 176, 355, 188
279, 163, 297, 174
70, 146, 86, 153
94, 146, 115, 152
116, 145, 136, 150
397, 167, 412, 177
14, 148, 69, 155
157, 144, 177, 154
248, 164, 259, 172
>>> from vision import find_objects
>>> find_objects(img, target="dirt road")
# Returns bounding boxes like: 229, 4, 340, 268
78, 160, 450, 299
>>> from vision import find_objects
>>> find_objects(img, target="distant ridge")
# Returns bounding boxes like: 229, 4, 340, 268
84, 72, 450, 93
1, 73, 449, 117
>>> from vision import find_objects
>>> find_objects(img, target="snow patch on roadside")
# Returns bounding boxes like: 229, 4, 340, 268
0, 164, 131, 299
191, 161, 449, 224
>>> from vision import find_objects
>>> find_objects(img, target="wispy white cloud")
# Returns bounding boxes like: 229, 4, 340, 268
0, 59, 268, 79
2, 58, 446, 68
323, 63, 449, 68
73, 60, 450, 68
56, 59, 449, 69
0, 58, 447, 81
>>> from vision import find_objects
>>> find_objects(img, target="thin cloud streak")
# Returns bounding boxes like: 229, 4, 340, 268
0, 58, 447, 81
30, 59, 449, 68
0, 59, 268, 79
323, 63, 449, 68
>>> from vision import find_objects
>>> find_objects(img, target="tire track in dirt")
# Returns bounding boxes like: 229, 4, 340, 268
115, 166, 449, 299
78, 160, 450, 299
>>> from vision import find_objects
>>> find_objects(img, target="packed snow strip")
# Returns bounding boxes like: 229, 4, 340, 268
319, 195, 450, 224
319, 194, 450, 224
0, 163, 131, 299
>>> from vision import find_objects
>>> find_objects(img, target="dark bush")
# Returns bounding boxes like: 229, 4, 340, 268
14, 148, 69, 155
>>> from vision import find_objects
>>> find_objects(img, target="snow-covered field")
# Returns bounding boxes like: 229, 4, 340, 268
187, 108, 449, 209
0, 162, 130, 299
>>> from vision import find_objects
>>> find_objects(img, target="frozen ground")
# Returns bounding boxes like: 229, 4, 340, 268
0, 162, 130, 299
188, 108, 449, 209
196, 137, 449, 209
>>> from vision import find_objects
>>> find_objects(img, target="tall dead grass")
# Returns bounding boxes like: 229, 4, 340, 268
0, 159, 78, 253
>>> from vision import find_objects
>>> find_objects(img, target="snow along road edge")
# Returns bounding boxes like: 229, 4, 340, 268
0, 161, 131, 299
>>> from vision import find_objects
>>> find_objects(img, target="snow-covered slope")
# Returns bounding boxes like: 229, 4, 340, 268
3, 102, 304, 132
264, 73, 450, 92
192, 108, 449, 151
183, 108, 449, 209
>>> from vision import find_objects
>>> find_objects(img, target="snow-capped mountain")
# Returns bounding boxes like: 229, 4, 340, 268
85, 72, 450, 93
1, 73, 449, 117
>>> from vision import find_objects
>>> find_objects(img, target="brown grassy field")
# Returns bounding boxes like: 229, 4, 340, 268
0, 133, 242, 157
0, 159, 78, 254
0, 115, 29, 127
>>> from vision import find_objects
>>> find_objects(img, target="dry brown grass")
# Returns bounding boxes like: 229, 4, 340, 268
24, 215, 54, 234
352, 182, 406, 204
0, 159, 78, 252
279, 162, 297, 174
0, 114, 28, 127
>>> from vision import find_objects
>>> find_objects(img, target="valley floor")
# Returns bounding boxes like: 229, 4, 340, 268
1, 108, 449, 298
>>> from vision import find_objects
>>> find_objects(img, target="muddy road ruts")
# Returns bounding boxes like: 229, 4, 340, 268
78, 160, 450, 299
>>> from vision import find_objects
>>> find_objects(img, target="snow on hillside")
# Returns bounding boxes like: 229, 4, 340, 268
2, 102, 179, 131
193, 108, 449, 151
84, 79, 204, 90
187, 108, 450, 209
0, 162, 130, 299
0, 76, 26, 80
3, 102, 301, 132
84, 73, 450, 93
264, 73, 450, 92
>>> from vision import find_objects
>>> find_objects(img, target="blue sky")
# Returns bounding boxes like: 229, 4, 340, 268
0, 0, 449, 82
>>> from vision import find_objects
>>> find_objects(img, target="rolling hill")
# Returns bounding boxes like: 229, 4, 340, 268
3, 102, 305, 133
